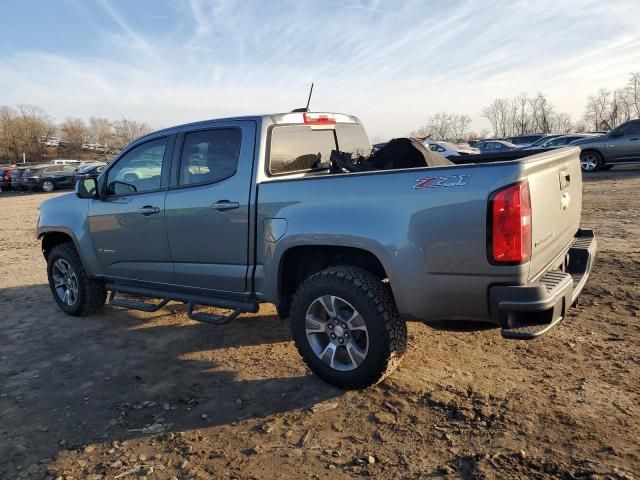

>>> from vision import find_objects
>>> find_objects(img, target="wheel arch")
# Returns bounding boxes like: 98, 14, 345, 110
580, 148, 605, 161
276, 245, 391, 319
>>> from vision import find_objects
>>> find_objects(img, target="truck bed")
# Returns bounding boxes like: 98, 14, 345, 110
255, 147, 584, 323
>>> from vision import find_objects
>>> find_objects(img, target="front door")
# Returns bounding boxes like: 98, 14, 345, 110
609, 120, 640, 162
164, 122, 255, 294
88, 136, 175, 284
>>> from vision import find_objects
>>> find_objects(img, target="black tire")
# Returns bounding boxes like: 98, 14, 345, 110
580, 150, 602, 172
290, 266, 407, 389
47, 242, 106, 316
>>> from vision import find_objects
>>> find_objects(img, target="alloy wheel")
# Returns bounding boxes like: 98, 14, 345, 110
52, 259, 79, 306
42, 181, 54, 192
305, 295, 369, 371
581, 154, 598, 171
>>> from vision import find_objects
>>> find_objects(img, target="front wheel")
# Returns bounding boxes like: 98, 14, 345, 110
580, 151, 602, 172
40, 180, 55, 192
290, 266, 407, 389
47, 242, 107, 316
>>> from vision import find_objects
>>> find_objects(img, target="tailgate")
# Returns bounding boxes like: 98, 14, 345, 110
525, 147, 582, 280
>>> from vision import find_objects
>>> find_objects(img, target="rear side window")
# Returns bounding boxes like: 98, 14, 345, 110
179, 129, 242, 186
269, 126, 336, 175
268, 124, 371, 175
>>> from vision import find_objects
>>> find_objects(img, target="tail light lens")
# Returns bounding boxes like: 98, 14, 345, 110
489, 181, 532, 264
303, 112, 336, 125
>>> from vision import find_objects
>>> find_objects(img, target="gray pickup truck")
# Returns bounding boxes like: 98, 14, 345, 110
572, 119, 640, 172
37, 112, 596, 389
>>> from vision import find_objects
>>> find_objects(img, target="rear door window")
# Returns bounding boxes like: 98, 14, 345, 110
178, 128, 242, 186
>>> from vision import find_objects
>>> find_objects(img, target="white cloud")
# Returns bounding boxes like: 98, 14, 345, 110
1, 0, 639, 139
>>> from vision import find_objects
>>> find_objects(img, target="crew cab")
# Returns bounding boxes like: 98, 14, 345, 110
37, 112, 596, 389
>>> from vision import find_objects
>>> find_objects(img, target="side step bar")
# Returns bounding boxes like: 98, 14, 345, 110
105, 283, 259, 325
108, 291, 170, 312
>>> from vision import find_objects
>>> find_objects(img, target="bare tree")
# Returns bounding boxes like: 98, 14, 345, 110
60, 117, 89, 147
88, 117, 113, 146
529, 93, 554, 133
112, 118, 152, 148
550, 112, 573, 133
0, 104, 54, 162
481, 99, 510, 137
627, 72, 640, 119
426, 112, 452, 140
511, 93, 531, 135
449, 114, 471, 142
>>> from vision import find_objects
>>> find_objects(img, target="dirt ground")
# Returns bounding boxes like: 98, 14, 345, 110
1, 167, 639, 480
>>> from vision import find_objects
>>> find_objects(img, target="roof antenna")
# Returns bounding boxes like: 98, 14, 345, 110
292, 83, 314, 112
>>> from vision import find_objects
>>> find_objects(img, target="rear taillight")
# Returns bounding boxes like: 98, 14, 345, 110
489, 181, 532, 264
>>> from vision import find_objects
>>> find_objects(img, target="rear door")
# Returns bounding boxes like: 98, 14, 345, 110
164, 121, 256, 294
525, 149, 583, 279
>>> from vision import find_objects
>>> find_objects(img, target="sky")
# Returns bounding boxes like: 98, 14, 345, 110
1, 0, 639, 140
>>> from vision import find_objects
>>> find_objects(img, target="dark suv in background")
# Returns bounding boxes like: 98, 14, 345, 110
504, 134, 545, 148
21, 164, 78, 192
572, 119, 640, 172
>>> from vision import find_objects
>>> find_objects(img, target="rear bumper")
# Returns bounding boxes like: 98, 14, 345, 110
489, 229, 597, 339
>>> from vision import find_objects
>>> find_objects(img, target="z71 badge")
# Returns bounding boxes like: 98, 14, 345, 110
413, 174, 471, 189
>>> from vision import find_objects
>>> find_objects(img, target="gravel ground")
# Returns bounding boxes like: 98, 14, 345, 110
0, 166, 638, 480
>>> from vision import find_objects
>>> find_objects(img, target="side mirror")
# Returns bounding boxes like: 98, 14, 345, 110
75, 178, 98, 199
610, 130, 624, 138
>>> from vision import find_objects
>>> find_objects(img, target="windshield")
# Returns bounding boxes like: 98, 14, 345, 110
78, 163, 102, 173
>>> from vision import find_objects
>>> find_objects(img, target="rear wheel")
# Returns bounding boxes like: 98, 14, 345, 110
47, 242, 106, 316
580, 151, 602, 172
290, 266, 407, 389
41, 180, 55, 192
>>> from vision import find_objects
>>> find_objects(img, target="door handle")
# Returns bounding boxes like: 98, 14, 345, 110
211, 200, 240, 211
138, 206, 160, 216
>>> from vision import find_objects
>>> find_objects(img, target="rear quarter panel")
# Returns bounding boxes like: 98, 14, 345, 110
255, 163, 530, 322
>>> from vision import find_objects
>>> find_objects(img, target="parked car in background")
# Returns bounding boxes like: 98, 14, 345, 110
504, 134, 545, 148
422, 140, 479, 157
522, 134, 598, 151
74, 163, 106, 183
371, 142, 386, 153
10, 168, 29, 190
517, 134, 563, 150
51, 159, 81, 166
21, 164, 78, 192
0, 167, 17, 191
475, 140, 517, 153
571, 119, 640, 172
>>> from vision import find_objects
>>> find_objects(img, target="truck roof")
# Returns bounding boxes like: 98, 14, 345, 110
137, 112, 361, 143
